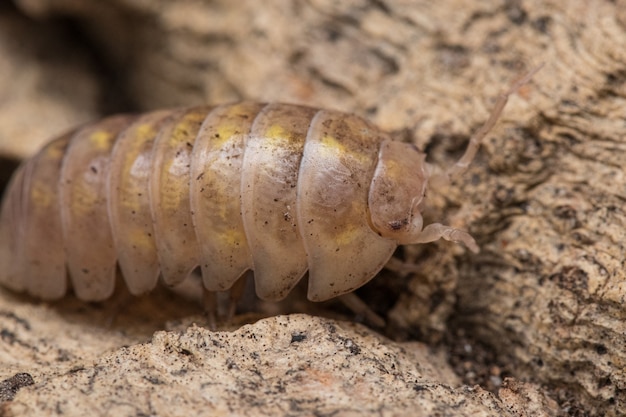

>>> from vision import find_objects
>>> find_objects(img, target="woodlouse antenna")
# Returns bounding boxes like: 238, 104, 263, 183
445, 63, 545, 179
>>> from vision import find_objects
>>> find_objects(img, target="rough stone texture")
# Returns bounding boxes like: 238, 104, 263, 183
0, 6, 100, 159
1, 303, 558, 416
0, 373, 34, 403
0, 0, 625, 415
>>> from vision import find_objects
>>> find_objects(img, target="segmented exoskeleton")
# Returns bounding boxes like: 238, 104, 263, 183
0, 67, 540, 321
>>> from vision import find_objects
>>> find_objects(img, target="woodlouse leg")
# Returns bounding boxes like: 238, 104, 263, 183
383, 226, 479, 277
102, 272, 135, 328
445, 63, 545, 179
202, 290, 218, 330
226, 273, 250, 321
201, 273, 250, 329
384, 256, 421, 277
337, 293, 386, 328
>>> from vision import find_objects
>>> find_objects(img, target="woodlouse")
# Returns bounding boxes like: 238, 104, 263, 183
0, 67, 540, 322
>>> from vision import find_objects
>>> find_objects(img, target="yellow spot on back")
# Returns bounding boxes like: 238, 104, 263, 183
212, 225, 247, 250
70, 179, 100, 218
321, 135, 346, 154
45, 143, 65, 160
89, 131, 113, 151
168, 111, 208, 146
265, 124, 288, 142
214, 122, 240, 146
128, 229, 155, 251
119, 180, 143, 213
135, 123, 155, 141
211, 103, 261, 146
318, 134, 371, 165
334, 224, 360, 246
158, 163, 185, 213
30, 181, 53, 209
169, 126, 186, 146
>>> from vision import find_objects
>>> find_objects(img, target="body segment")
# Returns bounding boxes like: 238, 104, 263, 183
190, 102, 264, 292
297, 110, 396, 301
108, 110, 171, 294
240, 103, 315, 300
59, 116, 136, 300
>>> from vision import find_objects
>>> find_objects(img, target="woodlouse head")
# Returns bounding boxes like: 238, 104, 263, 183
368, 64, 544, 252
368, 140, 429, 245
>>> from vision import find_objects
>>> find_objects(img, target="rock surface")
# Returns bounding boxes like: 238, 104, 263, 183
1, 0, 625, 415
0, 288, 557, 416
0, 6, 99, 159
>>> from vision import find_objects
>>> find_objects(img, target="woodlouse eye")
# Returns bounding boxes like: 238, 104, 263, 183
388, 219, 408, 231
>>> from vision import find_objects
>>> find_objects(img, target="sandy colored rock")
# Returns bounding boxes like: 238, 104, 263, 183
0, 286, 202, 384
1, 0, 625, 415
0, 7, 100, 159
1, 314, 557, 417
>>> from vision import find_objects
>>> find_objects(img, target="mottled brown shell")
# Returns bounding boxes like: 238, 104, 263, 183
1, 73, 539, 306
1, 103, 406, 303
